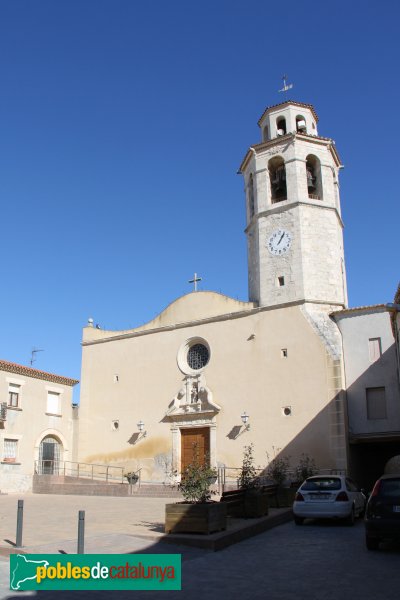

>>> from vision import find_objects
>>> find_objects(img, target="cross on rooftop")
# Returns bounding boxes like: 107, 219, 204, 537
188, 272, 202, 292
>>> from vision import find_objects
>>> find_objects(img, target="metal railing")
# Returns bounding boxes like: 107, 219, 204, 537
0, 402, 7, 421
34, 460, 125, 484
216, 466, 347, 492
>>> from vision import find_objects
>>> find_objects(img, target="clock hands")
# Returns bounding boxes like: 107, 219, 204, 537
277, 232, 285, 246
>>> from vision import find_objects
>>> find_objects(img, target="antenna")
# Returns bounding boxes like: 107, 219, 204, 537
278, 74, 293, 96
30, 347, 44, 367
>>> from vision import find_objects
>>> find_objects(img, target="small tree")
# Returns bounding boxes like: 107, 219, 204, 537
295, 453, 317, 482
178, 444, 217, 503
238, 444, 258, 489
266, 447, 290, 487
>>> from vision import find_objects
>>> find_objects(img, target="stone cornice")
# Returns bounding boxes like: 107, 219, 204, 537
257, 100, 319, 126
238, 132, 342, 174
81, 299, 345, 347
0, 360, 79, 387
244, 199, 344, 233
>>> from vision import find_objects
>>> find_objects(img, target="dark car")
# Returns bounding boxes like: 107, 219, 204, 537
365, 474, 400, 550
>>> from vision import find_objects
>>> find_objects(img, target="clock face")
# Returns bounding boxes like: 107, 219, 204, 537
267, 229, 292, 256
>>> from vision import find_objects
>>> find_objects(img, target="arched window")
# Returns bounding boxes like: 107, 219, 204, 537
38, 435, 63, 474
306, 154, 323, 200
249, 174, 255, 218
263, 125, 269, 141
276, 117, 286, 136
296, 115, 307, 133
269, 157, 287, 203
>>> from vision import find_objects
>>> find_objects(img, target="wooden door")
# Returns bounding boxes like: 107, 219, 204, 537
181, 427, 210, 474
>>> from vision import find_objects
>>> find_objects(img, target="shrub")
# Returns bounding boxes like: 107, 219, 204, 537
178, 444, 217, 503
266, 447, 290, 487
238, 444, 258, 489
295, 453, 317, 482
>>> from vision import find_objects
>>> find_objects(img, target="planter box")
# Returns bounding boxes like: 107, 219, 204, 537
244, 489, 269, 518
165, 502, 227, 534
268, 487, 297, 508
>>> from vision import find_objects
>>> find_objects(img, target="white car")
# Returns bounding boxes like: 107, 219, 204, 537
292, 475, 366, 525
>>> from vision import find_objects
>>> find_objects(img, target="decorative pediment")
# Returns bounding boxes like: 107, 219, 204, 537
165, 375, 220, 421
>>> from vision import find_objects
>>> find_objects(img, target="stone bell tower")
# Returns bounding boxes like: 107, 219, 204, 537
239, 100, 348, 311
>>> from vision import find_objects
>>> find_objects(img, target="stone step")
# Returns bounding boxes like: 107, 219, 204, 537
33, 476, 183, 498
131, 484, 183, 498
32, 474, 129, 497
33, 482, 129, 496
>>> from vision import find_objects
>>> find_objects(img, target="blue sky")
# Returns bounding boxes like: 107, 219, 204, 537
0, 0, 399, 389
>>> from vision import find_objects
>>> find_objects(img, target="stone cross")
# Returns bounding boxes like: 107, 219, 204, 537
188, 272, 202, 292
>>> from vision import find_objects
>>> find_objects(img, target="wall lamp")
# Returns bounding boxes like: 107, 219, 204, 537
241, 411, 250, 432
137, 420, 147, 440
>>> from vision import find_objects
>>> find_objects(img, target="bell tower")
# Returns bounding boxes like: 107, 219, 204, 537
239, 100, 348, 311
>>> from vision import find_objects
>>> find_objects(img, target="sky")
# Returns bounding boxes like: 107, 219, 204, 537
0, 0, 399, 393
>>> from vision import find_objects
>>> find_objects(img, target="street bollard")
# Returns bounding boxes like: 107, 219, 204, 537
77, 510, 85, 554
16, 499, 24, 548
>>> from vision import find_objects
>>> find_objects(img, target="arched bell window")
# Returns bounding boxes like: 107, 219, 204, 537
269, 157, 287, 203
296, 115, 307, 133
306, 154, 323, 200
248, 174, 255, 218
276, 117, 287, 136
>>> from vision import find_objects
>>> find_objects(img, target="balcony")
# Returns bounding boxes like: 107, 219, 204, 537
0, 403, 7, 421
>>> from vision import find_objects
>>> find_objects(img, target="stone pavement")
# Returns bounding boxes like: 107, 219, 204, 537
1, 513, 400, 600
0, 493, 291, 598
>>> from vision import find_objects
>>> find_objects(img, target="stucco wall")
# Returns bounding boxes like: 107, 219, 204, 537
78, 299, 347, 481
334, 309, 400, 435
0, 367, 76, 493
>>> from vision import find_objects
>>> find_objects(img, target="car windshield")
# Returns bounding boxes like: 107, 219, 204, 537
380, 479, 400, 497
301, 477, 341, 491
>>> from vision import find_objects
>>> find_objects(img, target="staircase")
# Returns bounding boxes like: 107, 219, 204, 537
32, 474, 130, 497
32, 476, 184, 498
33, 460, 187, 498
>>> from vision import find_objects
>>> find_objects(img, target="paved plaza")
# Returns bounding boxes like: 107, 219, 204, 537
0, 494, 399, 599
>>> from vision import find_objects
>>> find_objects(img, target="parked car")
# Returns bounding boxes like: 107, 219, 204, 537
292, 475, 366, 525
365, 474, 400, 550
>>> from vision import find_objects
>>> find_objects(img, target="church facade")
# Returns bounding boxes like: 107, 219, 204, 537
77, 100, 350, 482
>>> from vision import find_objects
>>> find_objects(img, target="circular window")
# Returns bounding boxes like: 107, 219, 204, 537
177, 337, 211, 375
187, 344, 209, 370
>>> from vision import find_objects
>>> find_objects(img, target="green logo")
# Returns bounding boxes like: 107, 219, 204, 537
10, 554, 181, 591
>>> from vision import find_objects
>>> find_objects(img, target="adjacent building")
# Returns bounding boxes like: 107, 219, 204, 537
332, 305, 400, 487
0, 360, 78, 492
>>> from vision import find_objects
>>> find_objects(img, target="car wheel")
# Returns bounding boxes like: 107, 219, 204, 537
345, 506, 355, 526
366, 535, 379, 551
294, 516, 304, 525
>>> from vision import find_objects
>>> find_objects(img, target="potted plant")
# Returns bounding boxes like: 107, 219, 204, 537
239, 444, 269, 518
124, 471, 139, 485
165, 444, 226, 534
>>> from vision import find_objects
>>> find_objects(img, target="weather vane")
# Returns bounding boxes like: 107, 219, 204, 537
278, 75, 293, 96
